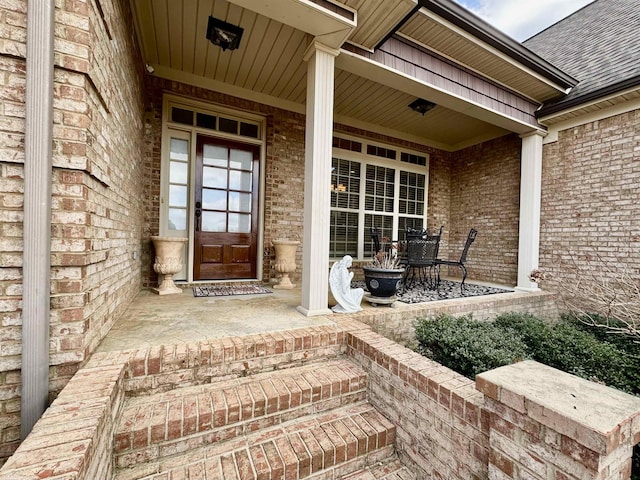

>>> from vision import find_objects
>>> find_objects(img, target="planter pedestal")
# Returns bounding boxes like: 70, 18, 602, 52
151, 236, 188, 295
272, 240, 299, 289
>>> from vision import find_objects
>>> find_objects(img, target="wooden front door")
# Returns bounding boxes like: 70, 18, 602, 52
194, 135, 260, 280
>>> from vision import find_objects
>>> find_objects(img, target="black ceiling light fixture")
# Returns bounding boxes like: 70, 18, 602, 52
206, 16, 244, 51
409, 98, 436, 115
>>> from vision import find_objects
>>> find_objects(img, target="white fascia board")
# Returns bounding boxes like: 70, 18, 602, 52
227, 0, 356, 49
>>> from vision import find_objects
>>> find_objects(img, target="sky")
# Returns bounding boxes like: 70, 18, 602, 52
453, 0, 594, 41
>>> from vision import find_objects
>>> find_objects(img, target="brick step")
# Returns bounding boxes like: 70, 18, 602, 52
339, 458, 416, 479
114, 359, 368, 468
114, 402, 396, 480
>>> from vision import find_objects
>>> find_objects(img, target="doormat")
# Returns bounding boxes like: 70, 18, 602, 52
192, 285, 273, 297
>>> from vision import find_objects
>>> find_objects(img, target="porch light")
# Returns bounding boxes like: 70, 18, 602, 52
409, 98, 436, 115
206, 16, 244, 51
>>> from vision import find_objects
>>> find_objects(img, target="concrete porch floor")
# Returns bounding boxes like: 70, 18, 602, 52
96, 285, 337, 352
94, 278, 541, 353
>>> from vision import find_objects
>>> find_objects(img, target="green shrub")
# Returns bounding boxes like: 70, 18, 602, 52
414, 314, 529, 379
494, 313, 638, 395
415, 312, 640, 480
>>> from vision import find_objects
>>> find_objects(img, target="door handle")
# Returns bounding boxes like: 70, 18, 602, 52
195, 201, 201, 231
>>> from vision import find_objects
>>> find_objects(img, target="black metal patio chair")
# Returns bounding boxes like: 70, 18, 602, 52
435, 228, 478, 294
403, 226, 443, 290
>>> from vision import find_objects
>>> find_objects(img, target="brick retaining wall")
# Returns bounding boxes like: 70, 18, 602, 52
2, 319, 638, 479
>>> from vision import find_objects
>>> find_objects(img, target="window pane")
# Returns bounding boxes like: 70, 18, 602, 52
366, 165, 394, 213
196, 113, 216, 130
168, 208, 186, 231
202, 189, 227, 210
201, 211, 226, 232
219, 117, 238, 134
170, 138, 189, 161
228, 213, 251, 233
229, 192, 251, 212
330, 210, 358, 258
203, 145, 228, 167
230, 149, 253, 170
399, 170, 426, 220
171, 107, 193, 125
169, 185, 187, 207
240, 122, 259, 138
203, 166, 227, 188
330, 158, 360, 210
170, 161, 188, 184
229, 170, 252, 191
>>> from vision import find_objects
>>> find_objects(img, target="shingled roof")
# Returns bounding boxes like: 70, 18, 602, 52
524, 0, 640, 117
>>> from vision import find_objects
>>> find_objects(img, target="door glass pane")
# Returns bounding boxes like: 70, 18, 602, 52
203, 145, 228, 167
228, 213, 251, 233
170, 161, 188, 184
229, 192, 251, 212
170, 139, 189, 161
230, 149, 253, 170
169, 185, 187, 207
203, 166, 227, 188
201, 211, 226, 232
168, 208, 186, 231
229, 170, 252, 191
202, 189, 227, 210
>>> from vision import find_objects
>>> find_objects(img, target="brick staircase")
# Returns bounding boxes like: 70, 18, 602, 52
112, 358, 415, 480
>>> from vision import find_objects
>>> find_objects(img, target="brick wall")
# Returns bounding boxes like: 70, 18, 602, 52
0, 0, 146, 465
348, 328, 491, 479
539, 110, 640, 308
449, 134, 521, 285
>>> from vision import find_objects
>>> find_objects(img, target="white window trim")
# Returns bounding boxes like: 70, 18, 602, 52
331, 134, 430, 260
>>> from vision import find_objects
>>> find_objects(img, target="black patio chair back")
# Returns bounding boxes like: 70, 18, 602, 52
369, 227, 381, 255
436, 228, 477, 293
458, 228, 478, 264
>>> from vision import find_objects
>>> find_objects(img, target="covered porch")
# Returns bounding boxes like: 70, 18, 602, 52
134, 0, 575, 315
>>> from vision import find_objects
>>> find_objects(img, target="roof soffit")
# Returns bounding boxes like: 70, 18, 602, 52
397, 8, 572, 104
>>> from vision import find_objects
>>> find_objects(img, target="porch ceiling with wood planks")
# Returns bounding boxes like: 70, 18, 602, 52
130, 0, 559, 150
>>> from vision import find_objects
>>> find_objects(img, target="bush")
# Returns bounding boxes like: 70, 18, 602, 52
415, 312, 640, 480
494, 313, 638, 395
414, 314, 529, 379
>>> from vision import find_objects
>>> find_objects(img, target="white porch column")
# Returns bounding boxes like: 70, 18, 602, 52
297, 41, 338, 316
515, 131, 545, 292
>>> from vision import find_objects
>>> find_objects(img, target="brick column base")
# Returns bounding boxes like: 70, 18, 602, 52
477, 360, 640, 480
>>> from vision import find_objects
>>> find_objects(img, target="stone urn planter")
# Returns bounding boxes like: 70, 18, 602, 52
362, 265, 405, 306
151, 236, 188, 295
272, 239, 299, 289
